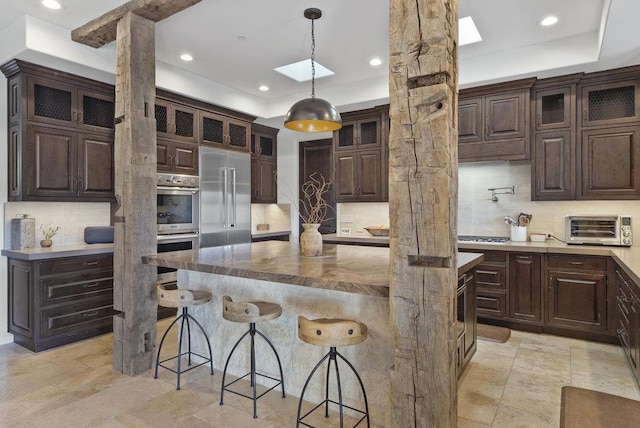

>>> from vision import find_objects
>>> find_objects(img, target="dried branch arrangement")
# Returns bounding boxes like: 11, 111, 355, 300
298, 172, 334, 224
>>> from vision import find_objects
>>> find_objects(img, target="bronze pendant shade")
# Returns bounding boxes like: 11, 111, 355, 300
284, 8, 342, 132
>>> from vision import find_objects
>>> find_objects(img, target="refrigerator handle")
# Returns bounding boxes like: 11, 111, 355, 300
222, 167, 228, 228
230, 167, 237, 227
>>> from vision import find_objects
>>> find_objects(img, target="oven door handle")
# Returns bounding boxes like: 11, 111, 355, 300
157, 186, 199, 193
157, 233, 199, 242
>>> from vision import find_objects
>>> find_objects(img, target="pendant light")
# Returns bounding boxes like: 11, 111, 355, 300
284, 8, 342, 132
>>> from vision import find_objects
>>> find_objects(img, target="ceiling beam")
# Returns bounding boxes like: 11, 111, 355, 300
71, 0, 201, 48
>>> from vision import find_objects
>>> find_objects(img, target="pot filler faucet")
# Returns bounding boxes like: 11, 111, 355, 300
488, 186, 515, 202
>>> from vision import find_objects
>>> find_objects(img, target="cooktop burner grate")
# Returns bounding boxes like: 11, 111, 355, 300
458, 235, 510, 243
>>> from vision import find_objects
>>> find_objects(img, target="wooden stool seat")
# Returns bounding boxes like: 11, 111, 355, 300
222, 295, 282, 323
298, 316, 368, 347
157, 284, 212, 308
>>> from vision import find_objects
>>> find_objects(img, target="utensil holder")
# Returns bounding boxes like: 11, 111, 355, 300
511, 225, 527, 242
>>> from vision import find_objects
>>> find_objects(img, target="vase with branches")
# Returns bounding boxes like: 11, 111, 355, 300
279, 172, 334, 256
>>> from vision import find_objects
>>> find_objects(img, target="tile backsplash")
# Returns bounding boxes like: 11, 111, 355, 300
4, 202, 111, 248
458, 162, 640, 242
250, 203, 292, 233
335, 161, 640, 243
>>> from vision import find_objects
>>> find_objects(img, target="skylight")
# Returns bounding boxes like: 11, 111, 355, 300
274, 59, 334, 83
459, 16, 482, 46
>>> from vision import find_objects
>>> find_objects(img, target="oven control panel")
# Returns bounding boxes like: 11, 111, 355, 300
157, 173, 199, 188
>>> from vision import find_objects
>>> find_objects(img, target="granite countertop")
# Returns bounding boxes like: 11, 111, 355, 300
251, 230, 291, 238
142, 240, 483, 298
324, 233, 640, 285
1, 243, 114, 261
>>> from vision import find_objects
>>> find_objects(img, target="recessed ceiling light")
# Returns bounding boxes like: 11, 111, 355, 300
369, 58, 382, 66
42, 0, 61, 10
274, 59, 334, 83
259, 85, 269, 92
180, 53, 193, 62
459, 16, 482, 46
541, 16, 559, 26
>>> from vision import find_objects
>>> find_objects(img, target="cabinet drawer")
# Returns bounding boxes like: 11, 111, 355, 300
547, 254, 607, 271
470, 250, 507, 264
477, 290, 507, 318
40, 271, 113, 306
476, 265, 507, 290
39, 297, 115, 338
39, 255, 113, 276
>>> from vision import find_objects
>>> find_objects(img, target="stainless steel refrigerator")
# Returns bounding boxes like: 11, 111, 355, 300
199, 146, 251, 247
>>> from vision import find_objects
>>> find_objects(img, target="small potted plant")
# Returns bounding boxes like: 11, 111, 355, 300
39, 224, 60, 247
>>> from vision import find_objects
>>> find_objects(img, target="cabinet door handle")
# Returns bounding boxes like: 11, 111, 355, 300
78, 111, 83, 124
72, 110, 78, 123
83, 282, 100, 288
617, 328, 625, 336
516, 255, 531, 260
83, 311, 99, 318
569, 261, 583, 265
84, 261, 99, 266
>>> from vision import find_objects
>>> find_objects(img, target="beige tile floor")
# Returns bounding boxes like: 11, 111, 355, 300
1, 320, 638, 427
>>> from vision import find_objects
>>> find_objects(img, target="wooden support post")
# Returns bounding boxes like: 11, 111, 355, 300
388, 0, 459, 426
112, 12, 158, 375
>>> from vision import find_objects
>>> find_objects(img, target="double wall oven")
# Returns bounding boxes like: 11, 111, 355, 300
156, 173, 200, 295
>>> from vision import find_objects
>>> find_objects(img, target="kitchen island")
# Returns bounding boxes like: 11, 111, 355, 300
142, 241, 483, 422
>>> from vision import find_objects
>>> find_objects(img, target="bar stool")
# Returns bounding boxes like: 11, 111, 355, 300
219, 295, 286, 418
296, 316, 370, 428
154, 283, 214, 390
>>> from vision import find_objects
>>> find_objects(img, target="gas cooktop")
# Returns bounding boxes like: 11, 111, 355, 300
458, 235, 510, 243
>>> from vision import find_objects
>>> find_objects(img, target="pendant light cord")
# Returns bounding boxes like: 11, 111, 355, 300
310, 18, 316, 99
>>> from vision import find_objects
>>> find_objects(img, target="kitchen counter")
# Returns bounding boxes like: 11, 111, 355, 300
251, 229, 290, 239
1, 243, 114, 261
142, 241, 483, 298
322, 234, 640, 285
142, 241, 482, 418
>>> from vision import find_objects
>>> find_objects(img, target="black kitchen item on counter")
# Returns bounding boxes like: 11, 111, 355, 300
84, 226, 114, 244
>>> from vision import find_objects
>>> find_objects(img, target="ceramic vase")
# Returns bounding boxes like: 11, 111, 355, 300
300, 223, 322, 256
40, 239, 52, 248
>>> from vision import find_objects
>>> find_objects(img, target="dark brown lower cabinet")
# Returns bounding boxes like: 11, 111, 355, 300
457, 270, 477, 378
474, 251, 508, 319
546, 255, 608, 332
8, 254, 117, 352
615, 266, 640, 385
509, 253, 542, 323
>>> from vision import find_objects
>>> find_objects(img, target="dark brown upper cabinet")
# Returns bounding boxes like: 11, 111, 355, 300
250, 123, 278, 203
458, 78, 535, 162
334, 115, 382, 151
200, 110, 251, 152
581, 80, 640, 128
333, 105, 389, 202
531, 75, 580, 201
1, 59, 115, 202
156, 138, 198, 175
26, 76, 115, 135
155, 98, 197, 143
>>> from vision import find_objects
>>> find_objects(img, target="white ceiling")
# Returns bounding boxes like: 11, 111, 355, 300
0, 0, 639, 118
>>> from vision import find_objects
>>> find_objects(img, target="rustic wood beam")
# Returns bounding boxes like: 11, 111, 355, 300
112, 11, 158, 375
72, 0, 201, 48
388, 0, 459, 426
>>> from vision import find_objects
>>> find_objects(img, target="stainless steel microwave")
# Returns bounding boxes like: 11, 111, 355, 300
565, 215, 632, 246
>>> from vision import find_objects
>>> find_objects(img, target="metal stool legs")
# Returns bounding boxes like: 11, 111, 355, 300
154, 307, 214, 390
296, 347, 370, 428
220, 322, 285, 418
